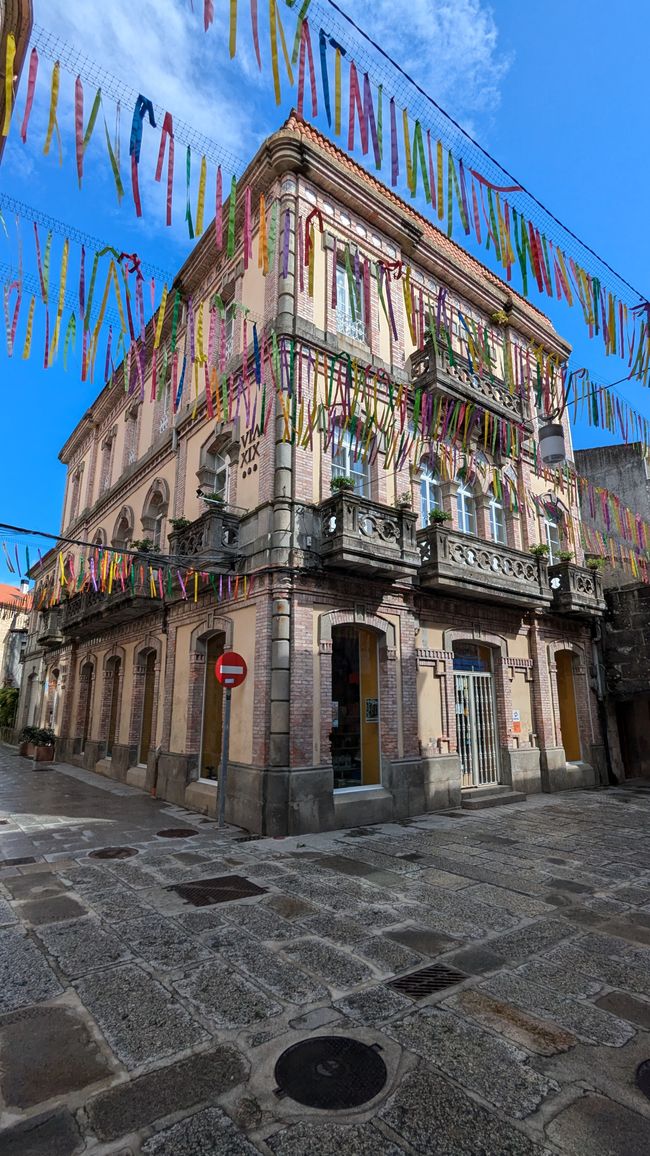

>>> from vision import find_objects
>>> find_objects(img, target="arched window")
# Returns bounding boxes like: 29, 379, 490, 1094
112, 508, 134, 551
420, 464, 441, 526
332, 427, 370, 496
92, 529, 106, 547
489, 486, 507, 544
456, 477, 476, 535
141, 482, 169, 550
197, 433, 236, 502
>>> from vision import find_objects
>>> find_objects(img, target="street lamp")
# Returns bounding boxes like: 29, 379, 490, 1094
19, 577, 29, 597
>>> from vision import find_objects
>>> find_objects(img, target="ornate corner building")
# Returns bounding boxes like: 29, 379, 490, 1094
17, 115, 610, 834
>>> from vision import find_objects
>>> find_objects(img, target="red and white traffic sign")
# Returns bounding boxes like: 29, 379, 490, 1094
215, 651, 247, 688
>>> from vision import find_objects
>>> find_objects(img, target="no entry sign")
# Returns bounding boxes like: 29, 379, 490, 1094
215, 651, 247, 688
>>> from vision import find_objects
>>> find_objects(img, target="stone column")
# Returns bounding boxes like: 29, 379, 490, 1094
529, 615, 565, 786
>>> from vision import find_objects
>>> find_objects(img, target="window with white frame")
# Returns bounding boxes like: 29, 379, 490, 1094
420, 464, 442, 526
211, 451, 229, 500
544, 515, 562, 563
124, 405, 139, 467
158, 366, 172, 434
332, 427, 370, 496
489, 487, 507, 544
335, 262, 366, 343
99, 435, 115, 494
456, 478, 477, 535
223, 303, 236, 362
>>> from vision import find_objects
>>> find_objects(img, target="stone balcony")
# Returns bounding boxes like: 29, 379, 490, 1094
168, 506, 240, 565
61, 588, 160, 641
36, 609, 64, 649
417, 525, 551, 608
319, 492, 420, 579
548, 561, 606, 616
410, 341, 531, 428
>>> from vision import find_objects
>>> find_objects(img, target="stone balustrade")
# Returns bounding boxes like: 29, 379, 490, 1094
319, 492, 420, 579
548, 561, 606, 616
418, 525, 551, 608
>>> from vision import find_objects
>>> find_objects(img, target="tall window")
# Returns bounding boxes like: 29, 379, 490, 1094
456, 478, 477, 535
141, 485, 169, 549
223, 303, 236, 362
544, 516, 562, 563
100, 435, 115, 494
332, 427, 370, 496
336, 263, 365, 342
124, 405, 140, 467
420, 465, 442, 526
113, 510, 133, 551
68, 469, 81, 526
212, 452, 229, 500
158, 375, 172, 434
489, 487, 507, 544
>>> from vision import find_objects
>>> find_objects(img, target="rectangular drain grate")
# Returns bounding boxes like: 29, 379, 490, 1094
168, 874, 268, 907
387, 963, 468, 999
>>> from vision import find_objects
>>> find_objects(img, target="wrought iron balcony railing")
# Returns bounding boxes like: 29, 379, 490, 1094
319, 492, 420, 579
418, 524, 551, 608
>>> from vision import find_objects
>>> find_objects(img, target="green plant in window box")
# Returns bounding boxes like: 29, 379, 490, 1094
130, 539, 154, 553
586, 556, 606, 571
204, 493, 225, 505
529, 543, 550, 558
331, 476, 356, 493
169, 517, 191, 531
557, 550, 574, 562
429, 508, 452, 525
396, 491, 412, 509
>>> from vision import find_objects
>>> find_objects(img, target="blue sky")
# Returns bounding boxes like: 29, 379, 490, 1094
0, 0, 648, 585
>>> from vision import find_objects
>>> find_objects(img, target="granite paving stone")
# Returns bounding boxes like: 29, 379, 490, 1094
380, 1065, 548, 1155
17, 895, 88, 924
444, 944, 507, 974
140, 1107, 262, 1155
385, 925, 459, 956
334, 985, 414, 1025
356, 935, 421, 975
0, 1004, 113, 1109
3, 872, 70, 900
0, 927, 62, 1012
542, 936, 650, 995
283, 938, 373, 988
75, 963, 208, 1068
175, 908, 227, 934
84, 884, 154, 921
221, 903, 302, 941
34, 914, 132, 976
113, 914, 213, 970
545, 1092, 650, 1155
268, 1121, 409, 1155
208, 927, 328, 1003
417, 867, 473, 889
446, 989, 577, 1056
86, 1045, 248, 1141
173, 960, 283, 1028
0, 894, 17, 923
0, 1109, 83, 1156
514, 958, 604, 998
485, 918, 578, 961
462, 883, 554, 918
481, 972, 636, 1046
614, 884, 650, 906
298, 912, 371, 947
262, 894, 314, 920
594, 990, 650, 1030
385, 1006, 558, 1118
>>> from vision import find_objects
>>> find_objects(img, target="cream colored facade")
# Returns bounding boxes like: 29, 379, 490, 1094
18, 115, 608, 834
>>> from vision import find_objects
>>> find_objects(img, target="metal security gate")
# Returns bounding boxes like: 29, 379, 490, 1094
454, 672, 500, 788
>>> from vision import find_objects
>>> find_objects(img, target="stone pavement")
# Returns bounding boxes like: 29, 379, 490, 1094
1, 748, 650, 1155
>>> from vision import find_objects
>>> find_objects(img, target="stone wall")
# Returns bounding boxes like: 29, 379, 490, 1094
603, 583, 650, 698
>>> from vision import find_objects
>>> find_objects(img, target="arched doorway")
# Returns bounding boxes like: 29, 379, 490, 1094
138, 651, 157, 765
106, 657, 121, 757
331, 625, 380, 790
453, 641, 500, 788
200, 633, 226, 780
555, 650, 581, 761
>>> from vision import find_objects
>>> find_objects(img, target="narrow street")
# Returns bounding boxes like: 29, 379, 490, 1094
1, 747, 649, 1154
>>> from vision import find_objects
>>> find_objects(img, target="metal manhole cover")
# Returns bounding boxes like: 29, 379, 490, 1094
168, 874, 267, 907
274, 1037, 387, 1109
89, 846, 139, 860
636, 1060, 650, 1099
387, 963, 467, 999
156, 828, 199, 838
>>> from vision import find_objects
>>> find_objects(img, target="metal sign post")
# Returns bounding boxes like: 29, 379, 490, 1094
214, 651, 248, 829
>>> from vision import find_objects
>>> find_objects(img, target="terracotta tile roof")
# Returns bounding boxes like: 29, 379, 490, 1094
279, 111, 553, 331
0, 583, 31, 610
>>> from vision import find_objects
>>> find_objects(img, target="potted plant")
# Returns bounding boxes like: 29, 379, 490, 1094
529, 543, 550, 558
429, 508, 452, 525
202, 492, 225, 505
131, 539, 154, 553
169, 517, 191, 531
331, 476, 356, 493
557, 550, 574, 562
396, 491, 412, 509
586, 557, 606, 571
19, 726, 56, 764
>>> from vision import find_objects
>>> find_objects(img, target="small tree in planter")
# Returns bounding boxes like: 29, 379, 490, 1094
429, 508, 452, 525
19, 726, 56, 764
131, 539, 154, 554
529, 543, 550, 559
586, 556, 606, 571
396, 491, 412, 510
169, 517, 191, 531
557, 550, 574, 563
330, 476, 356, 493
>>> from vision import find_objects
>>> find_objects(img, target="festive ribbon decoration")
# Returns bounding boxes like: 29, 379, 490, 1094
2, 33, 16, 138
129, 94, 156, 218
154, 112, 175, 227
43, 59, 62, 162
